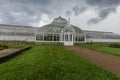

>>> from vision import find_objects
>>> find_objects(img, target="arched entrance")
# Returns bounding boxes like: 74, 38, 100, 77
61, 24, 76, 46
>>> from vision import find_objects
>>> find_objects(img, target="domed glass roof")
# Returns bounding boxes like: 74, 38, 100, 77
38, 16, 83, 34
52, 16, 68, 24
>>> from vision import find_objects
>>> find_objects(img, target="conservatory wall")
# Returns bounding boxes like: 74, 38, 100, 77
0, 32, 35, 41
36, 33, 60, 42
84, 30, 120, 43
36, 33, 85, 43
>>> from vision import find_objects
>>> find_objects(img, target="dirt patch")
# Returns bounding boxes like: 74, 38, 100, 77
66, 46, 120, 77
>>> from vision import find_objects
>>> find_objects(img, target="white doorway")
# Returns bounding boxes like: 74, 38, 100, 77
64, 33, 73, 46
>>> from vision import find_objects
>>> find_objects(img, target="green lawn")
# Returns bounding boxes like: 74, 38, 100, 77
77, 44, 120, 56
0, 44, 120, 80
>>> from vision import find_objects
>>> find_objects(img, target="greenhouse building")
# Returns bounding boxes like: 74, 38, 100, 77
36, 16, 84, 45
0, 16, 120, 46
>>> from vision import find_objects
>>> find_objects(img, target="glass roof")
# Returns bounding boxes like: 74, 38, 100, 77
38, 16, 83, 34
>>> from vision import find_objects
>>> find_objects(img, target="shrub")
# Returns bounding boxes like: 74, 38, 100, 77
108, 43, 120, 48
0, 42, 8, 48
0, 42, 3, 47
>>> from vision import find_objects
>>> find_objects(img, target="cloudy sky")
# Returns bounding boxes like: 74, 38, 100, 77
0, 0, 120, 33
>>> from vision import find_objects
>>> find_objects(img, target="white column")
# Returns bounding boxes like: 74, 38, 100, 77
52, 33, 53, 41
34, 33, 36, 42
68, 33, 70, 42
84, 33, 86, 43
60, 34, 62, 42
43, 33, 44, 41
72, 34, 73, 42
64, 34, 65, 42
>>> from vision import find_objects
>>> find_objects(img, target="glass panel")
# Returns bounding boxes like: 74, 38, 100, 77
44, 34, 48, 41
62, 34, 64, 41
70, 34, 72, 41
36, 34, 43, 41
48, 34, 52, 41
53, 34, 60, 41
79, 35, 84, 41
65, 34, 68, 41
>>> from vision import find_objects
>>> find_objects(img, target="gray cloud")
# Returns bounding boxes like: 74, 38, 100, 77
65, 10, 72, 17
86, 0, 120, 7
0, 0, 120, 26
0, 0, 54, 26
88, 7, 116, 24
86, 0, 120, 24
0, 0, 86, 26
73, 5, 86, 16
0, 0, 79, 26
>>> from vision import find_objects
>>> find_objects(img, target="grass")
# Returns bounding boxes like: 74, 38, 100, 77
77, 44, 120, 56
6, 43, 29, 48
0, 44, 120, 80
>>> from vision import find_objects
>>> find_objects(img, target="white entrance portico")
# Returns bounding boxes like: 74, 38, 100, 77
61, 23, 76, 46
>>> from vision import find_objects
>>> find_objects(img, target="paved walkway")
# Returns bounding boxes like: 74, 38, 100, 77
66, 46, 120, 77
0, 49, 18, 58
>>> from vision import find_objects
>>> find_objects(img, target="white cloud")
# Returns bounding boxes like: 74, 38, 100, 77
70, 8, 97, 28
31, 14, 51, 27
84, 6, 120, 34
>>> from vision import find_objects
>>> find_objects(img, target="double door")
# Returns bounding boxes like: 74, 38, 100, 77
64, 33, 73, 46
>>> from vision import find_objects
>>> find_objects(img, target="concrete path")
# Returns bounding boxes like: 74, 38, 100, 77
0, 49, 18, 58
66, 46, 120, 77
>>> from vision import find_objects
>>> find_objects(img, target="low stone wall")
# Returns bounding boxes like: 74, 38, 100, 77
0, 46, 31, 64
0, 40, 35, 44
35, 42, 64, 46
